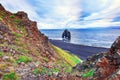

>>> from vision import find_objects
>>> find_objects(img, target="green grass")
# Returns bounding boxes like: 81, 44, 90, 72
9, 15, 15, 19
16, 33, 22, 38
63, 65, 72, 73
3, 72, 20, 80
51, 68, 60, 73
43, 57, 49, 62
40, 67, 48, 75
16, 55, 32, 63
0, 51, 4, 57
54, 60, 72, 73
12, 32, 23, 38
0, 11, 6, 19
33, 68, 40, 76
82, 69, 94, 77
14, 19, 21, 24
17, 25, 26, 33
52, 45, 82, 67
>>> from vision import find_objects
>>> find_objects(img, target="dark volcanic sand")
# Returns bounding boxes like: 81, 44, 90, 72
49, 39, 109, 60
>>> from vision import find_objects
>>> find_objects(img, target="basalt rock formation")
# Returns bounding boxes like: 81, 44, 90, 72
73, 36, 120, 80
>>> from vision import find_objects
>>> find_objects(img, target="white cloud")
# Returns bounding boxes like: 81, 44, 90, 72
36, 0, 82, 29
0, 0, 120, 29
0, 0, 40, 21
84, 0, 120, 20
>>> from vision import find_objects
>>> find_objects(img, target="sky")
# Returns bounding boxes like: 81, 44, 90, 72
0, 0, 120, 29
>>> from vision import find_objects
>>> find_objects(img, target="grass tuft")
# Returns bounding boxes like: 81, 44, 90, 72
82, 69, 94, 77
33, 68, 39, 76
0, 51, 4, 57
16, 55, 32, 63
3, 72, 20, 80
9, 15, 15, 19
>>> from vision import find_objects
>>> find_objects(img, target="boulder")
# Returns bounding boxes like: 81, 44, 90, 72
16, 11, 28, 20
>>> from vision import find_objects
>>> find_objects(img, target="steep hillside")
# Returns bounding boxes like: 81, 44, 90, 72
0, 4, 81, 80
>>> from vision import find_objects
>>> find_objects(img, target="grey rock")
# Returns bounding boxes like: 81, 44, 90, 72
2, 56, 10, 60
0, 34, 3, 39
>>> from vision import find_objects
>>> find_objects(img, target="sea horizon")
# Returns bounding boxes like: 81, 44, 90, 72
40, 28, 120, 48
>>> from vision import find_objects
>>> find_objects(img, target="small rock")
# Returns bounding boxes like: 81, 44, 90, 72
21, 62, 25, 66
53, 72, 59, 77
0, 34, 3, 39
34, 62, 40, 67
2, 56, 10, 60
117, 49, 120, 56
28, 63, 35, 69
116, 69, 120, 75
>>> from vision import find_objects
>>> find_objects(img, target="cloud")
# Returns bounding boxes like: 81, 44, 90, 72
0, 0, 40, 20
35, 0, 82, 29
81, 0, 120, 28
0, 0, 120, 29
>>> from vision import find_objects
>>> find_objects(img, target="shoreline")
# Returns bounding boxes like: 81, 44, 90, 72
49, 39, 109, 60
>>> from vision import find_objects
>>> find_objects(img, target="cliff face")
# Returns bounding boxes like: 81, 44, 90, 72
0, 4, 57, 60
73, 36, 120, 80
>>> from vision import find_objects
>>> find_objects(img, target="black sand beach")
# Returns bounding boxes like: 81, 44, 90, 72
49, 39, 109, 60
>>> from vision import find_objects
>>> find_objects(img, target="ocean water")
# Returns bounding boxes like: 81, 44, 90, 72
40, 28, 120, 48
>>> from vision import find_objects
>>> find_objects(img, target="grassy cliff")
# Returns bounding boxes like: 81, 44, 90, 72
0, 4, 82, 80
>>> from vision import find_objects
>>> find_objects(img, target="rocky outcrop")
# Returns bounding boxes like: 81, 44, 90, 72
0, 4, 58, 59
96, 36, 120, 80
73, 36, 120, 80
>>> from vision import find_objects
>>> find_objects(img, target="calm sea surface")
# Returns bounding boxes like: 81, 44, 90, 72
40, 28, 120, 48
